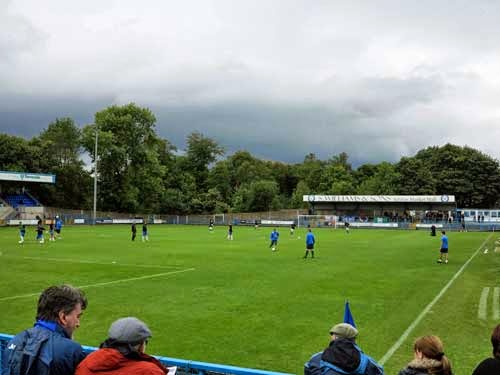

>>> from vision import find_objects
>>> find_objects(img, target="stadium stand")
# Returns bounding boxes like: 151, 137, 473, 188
0, 333, 292, 375
2, 192, 39, 208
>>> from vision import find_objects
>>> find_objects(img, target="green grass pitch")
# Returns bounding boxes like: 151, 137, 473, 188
0, 225, 499, 375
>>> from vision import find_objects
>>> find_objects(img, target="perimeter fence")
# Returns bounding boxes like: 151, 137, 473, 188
0, 333, 292, 375
3, 206, 500, 231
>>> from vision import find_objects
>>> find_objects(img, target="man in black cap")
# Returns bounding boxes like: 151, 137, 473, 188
304, 323, 383, 375
75, 317, 168, 375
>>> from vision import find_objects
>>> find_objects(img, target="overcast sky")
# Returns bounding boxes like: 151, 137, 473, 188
1, 0, 500, 165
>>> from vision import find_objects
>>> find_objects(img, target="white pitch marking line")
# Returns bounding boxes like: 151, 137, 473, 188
478, 287, 490, 320
5, 255, 180, 270
493, 287, 500, 320
0, 268, 195, 302
379, 234, 492, 366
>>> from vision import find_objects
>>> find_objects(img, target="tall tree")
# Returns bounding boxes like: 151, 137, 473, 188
185, 132, 224, 191
357, 162, 399, 194
290, 180, 311, 208
0, 134, 32, 171
38, 118, 82, 167
82, 103, 167, 213
318, 153, 355, 194
396, 157, 436, 194
234, 180, 279, 212
296, 153, 324, 193
414, 144, 500, 207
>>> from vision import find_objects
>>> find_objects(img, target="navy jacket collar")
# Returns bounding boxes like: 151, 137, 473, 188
35, 320, 70, 338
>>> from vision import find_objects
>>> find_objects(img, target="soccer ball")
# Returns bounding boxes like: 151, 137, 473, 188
272, 247, 276, 251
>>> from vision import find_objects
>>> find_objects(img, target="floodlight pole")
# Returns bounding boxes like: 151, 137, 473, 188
93, 126, 98, 225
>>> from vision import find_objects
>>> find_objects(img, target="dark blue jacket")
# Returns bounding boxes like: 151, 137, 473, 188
2, 321, 85, 375
304, 339, 384, 375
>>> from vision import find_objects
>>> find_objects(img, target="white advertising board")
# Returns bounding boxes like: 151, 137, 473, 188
112, 219, 144, 224
8, 219, 38, 225
0, 171, 56, 183
416, 224, 444, 228
303, 195, 455, 203
261, 220, 294, 225
348, 222, 398, 228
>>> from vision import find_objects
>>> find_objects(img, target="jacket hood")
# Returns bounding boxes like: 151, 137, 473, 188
83, 348, 129, 371
399, 358, 443, 375
79, 348, 169, 374
321, 338, 360, 373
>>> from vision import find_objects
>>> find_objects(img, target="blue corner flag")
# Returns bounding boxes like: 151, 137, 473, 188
343, 301, 356, 328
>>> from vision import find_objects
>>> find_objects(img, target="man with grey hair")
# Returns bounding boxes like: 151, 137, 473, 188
304, 323, 384, 375
2, 284, 88, 375
75, 317, 169, 375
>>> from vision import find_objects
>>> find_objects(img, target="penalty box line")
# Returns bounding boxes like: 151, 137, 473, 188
3, 255, 184, 270
0, 267, 195, 302
379, 233, 493, 366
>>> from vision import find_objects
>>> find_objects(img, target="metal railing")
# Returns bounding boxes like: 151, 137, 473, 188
0, 333, 292, 375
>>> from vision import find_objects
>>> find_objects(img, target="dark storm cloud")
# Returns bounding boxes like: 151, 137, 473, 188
0, 94, 116, 136
1, 0, 500, 165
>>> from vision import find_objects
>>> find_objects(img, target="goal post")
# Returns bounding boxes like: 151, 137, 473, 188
213, 213, 225, 225
297, 214, 338, 229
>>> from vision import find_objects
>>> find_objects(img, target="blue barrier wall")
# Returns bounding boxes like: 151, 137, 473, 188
0, 333, 292, 375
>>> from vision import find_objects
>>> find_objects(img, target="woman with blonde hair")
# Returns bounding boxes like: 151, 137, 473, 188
398, 335, 452, 375
472, 324, 500, 375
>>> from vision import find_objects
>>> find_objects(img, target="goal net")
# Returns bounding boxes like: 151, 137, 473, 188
213, 213, 226, 225
297, 215, 338, 228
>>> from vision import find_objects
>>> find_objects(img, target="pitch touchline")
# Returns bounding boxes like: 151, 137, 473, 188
0, 268, 195, 302
493, 287, 500, 320
11, 255, 182, 269
379, 234, 492, 366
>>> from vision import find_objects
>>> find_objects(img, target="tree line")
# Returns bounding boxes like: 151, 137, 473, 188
1, 103, 499, 213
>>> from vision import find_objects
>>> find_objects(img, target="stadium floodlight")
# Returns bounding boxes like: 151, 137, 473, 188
93, 125, 98, 225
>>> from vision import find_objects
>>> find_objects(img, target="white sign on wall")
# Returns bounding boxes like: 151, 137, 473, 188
303, 195, 455, 203
349, 222, 398, 228
261, 220, 294, 225
112, 219, 144, 224
0, 171, 56, 183
416, 224, 444, 228
8, 219, 39, 225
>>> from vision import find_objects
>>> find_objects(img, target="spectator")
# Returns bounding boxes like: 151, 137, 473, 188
2, 284, 88, 375
398, 335, 452, 375
472, 324, 500, 375
75, 317, 168, 375
304, 323, 383, 375
131, 222, 137, 241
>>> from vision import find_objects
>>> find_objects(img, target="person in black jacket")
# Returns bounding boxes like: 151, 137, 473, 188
472, 324, 500, 375
2, 284, 88, 375
304, 323, 383, 375
131, 222, 137, 241
398, 335, 452, 375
